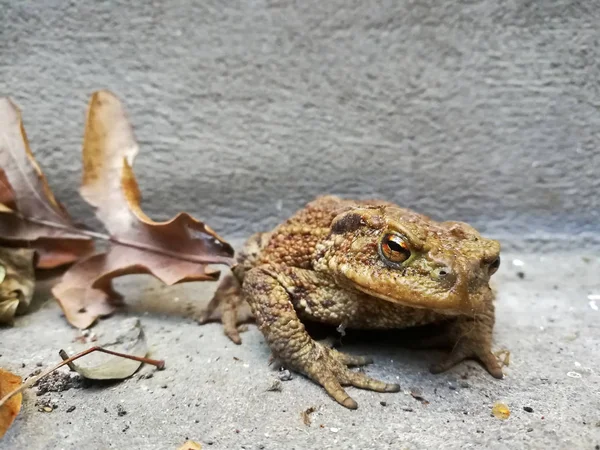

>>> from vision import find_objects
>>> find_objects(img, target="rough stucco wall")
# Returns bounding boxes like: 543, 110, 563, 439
1, 0, 599, 247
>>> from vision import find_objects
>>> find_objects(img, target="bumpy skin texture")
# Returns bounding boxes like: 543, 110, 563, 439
198, 196, 503, 409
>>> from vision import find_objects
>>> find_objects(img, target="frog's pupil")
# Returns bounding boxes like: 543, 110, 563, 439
387, 239, 403, 253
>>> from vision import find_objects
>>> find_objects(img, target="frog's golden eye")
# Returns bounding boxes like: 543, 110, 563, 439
488, 256, 501, 275
379, 233, 411, 267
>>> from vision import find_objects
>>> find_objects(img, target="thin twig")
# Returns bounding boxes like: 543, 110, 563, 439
0, 346, 165, 408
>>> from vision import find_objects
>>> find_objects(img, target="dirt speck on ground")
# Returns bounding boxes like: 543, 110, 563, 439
34, 370, 85, 395
302, 406, 316, 426
266, 380, 283, 392
35, 397, 58, 412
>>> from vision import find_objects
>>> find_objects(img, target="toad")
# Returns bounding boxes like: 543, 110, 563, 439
198, 196, 503, 409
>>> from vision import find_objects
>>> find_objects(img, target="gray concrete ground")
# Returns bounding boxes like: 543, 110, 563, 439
1, 247, 599, 450
1, 1, 600, 449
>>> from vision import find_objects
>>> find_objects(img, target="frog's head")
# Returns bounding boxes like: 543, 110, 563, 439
313, 205, 501, 315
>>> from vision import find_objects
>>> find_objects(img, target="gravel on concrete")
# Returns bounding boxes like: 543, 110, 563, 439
1, 247, 599, 450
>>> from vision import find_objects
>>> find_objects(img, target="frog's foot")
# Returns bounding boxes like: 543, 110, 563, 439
196, 274, 253, 345
427, 315, 504, 379
430, 337, 503, 379
300, 344, 400, 409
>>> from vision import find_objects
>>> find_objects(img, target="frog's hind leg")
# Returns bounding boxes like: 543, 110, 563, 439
196, 273, 253, 344
243, 265, 400, 409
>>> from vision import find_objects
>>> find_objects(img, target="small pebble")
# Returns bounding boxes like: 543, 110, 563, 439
116, 405, 127, 417
66, 406, 76, 413
278, 369, 293, 381
459, 381, 470, 389
523, 406, 534, 413
380, 401, 387, 406
527, 428, 534, 432
517, 271, 525, 279
161, 384, 168, 389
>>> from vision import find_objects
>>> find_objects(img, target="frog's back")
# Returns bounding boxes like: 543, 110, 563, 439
250, 195, 394, 270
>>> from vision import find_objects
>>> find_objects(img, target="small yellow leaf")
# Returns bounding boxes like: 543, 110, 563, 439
0, 368, 23, 438
492, 402, 510, 420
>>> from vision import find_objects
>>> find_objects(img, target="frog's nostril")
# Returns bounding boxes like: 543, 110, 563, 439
431, 266, 453, 282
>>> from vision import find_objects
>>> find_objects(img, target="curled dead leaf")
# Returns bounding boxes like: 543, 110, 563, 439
0, 368, 22, 438
59, 318, 148, 380
0, 99, 94, 268
0, 247, 35, 325
52, 91, 234, 329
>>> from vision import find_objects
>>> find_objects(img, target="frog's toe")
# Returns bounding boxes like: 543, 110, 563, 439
318, 375, 358, 410
340, 370, 401, 393
304, 345, 398, 408
430, 340, 504, 379
221, 307, 244, 345
330, 349, 373, 367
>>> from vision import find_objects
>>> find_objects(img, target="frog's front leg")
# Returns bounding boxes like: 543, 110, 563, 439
243, 264, 400, 409
419, 301, 503, 379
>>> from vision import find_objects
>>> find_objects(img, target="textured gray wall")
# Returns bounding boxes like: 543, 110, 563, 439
1, 0, 599, 248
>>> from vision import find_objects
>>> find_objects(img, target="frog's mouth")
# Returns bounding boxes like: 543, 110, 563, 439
349, 281, 469, 316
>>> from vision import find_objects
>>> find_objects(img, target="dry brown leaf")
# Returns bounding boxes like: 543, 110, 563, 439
0, 368, 22, 438
59, 318, 148, 380
177, 441, 202, 450
0, 247, 35, 324
52, 91, 234, 329
0, 99, 94, 268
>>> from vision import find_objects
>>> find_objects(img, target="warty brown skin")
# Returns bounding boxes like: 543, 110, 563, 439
198, 195, 503, 409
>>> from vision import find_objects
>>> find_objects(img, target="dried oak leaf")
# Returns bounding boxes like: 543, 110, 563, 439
0, 368, 22, 438
0, 247, 35, 325
0, 98, 94, 268
52, 90, 234, 329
